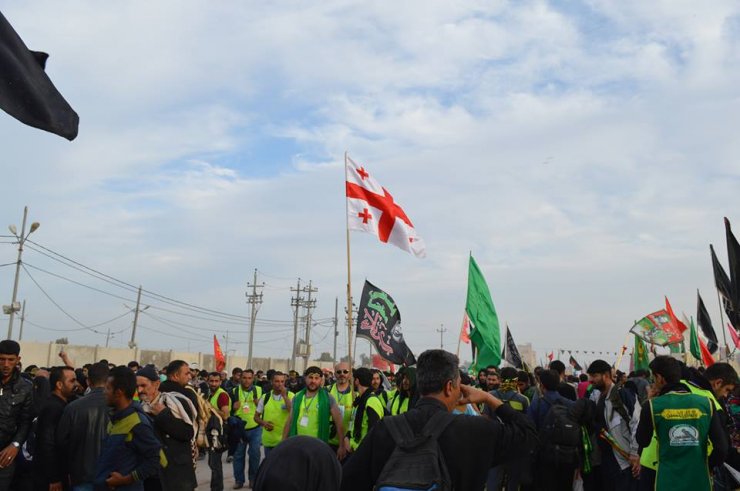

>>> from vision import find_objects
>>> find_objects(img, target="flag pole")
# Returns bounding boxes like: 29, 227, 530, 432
344, 151, 356, 402
614, 332, 631, 370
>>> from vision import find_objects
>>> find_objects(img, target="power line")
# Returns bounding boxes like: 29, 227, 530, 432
26, 240, 252, 321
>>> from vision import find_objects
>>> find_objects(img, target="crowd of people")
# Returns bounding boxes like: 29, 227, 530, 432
0, 338, 738, 490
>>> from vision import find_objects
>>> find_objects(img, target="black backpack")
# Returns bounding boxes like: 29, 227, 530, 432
375, 411, 455, 491
538, 399, 582, 466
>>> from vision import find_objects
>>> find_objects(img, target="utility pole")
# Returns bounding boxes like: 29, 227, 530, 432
436, 324, 447, 349
18, 300, 26, 341
245, 269, 264, 369
105, 327, 112, 348
6, 206, 39, 339
290, 279, 303, 371
301, 281, 318, 369
332, 297, 339, 365
129, 286, 143, 348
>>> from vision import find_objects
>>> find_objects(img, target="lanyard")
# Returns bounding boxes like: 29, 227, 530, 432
303, 393, 318, 412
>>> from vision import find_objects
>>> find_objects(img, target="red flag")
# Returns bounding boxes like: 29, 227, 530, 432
699, 335, 715, 367
729, 323, 740, 349
345, 155, 426, 258
547, 351, 554, 362
372, 354, 395, 372
213, 335, 225, 372
460, 312, 471, 344
665, 297, 688, 335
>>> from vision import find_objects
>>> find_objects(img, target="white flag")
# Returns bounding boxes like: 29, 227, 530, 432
345, 156, 426, 258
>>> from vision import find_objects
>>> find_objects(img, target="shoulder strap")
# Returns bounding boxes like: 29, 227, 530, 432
383, 414, 416, 446
421, 410, 455, 440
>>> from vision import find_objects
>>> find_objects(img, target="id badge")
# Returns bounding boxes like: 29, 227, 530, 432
300, 416, 309, 427
242, 405, 250, 414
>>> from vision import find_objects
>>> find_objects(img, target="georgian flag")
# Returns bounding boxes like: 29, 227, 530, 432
345, 156, 426, 258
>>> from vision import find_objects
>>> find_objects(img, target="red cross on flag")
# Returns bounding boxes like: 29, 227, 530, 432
345, 156, 426, 258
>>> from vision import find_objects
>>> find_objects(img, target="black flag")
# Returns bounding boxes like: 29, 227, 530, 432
356, 280, 416, 366
711, 244, 740, 330
569, 355, 582, 372
726, 218, 740, 304
697, 291, 719, 353
0, 11, 78, 140
504, 326, 523, 369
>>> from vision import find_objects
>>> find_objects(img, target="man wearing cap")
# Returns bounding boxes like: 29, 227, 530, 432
588, 359, 640, 491
137, 365, 198, 490
0, 340, 32, 490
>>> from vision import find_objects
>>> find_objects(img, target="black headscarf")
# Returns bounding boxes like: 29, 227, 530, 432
253, 436, 341, 491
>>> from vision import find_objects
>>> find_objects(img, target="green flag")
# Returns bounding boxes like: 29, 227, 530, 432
634, 334, 650, 371
689, 316, 702, 362
466, 256, 501, 370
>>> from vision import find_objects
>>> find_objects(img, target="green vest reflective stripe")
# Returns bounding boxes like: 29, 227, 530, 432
389, 393, 410, 415
234, 385, 263, 430
295, 392, 322, 438
349, 394, 385, 450
329, 384, 354, 446
209, 387, 227, 411
261, 392, 294, 448
651, 392, 713, 491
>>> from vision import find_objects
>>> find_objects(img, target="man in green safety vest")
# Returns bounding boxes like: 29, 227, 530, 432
207, 372, 229, 491
229, 369, 263, 490
343, 367, 384, 453
686, 362, 739, 490
328, 362, 354, 452
254, 371, 294, 457
636, 356, 728, 491
282, 366, 347, 460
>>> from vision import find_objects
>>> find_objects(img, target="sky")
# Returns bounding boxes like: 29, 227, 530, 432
1, 1, 739, 366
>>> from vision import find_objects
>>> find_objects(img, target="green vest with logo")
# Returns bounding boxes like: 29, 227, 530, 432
233, 385, 263, 430
640, 381, 721, 471
209, 387, 228, 412
260, 392, 294, 448
329, 383, 354, 446
349, 394, 385, 451
651, 392, 713, 491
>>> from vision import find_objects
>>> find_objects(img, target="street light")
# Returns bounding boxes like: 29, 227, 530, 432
5, 207, 40, 340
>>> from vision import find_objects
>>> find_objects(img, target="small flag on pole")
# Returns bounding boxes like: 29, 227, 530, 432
213, 335, 225, 372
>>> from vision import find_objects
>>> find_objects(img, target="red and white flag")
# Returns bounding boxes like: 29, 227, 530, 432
345, 155, 426, 258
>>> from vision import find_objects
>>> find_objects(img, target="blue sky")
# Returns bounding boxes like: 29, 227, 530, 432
1, 1, 739, 366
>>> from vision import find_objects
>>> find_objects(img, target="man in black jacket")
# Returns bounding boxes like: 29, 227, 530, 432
56, 362, 109, 489
33, 365, 77, 491
137, 365, 197, 491
0, 340, 33, 491
340, 349, 537, 491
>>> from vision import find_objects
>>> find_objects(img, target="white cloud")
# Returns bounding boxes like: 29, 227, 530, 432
0, 1, 739, 363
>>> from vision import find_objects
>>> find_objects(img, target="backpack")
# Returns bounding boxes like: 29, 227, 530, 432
538, 399, 582, 466
185, 385, 226, 450
375, 411, 455, 491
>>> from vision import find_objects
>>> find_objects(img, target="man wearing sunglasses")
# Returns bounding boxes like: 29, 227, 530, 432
328, 363, 354, 452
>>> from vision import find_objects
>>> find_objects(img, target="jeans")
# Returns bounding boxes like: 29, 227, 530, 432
208, 450, 224, 491
233, 426, 262, 485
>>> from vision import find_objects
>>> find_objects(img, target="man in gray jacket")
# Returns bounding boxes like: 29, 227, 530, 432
56, 362, 110, 490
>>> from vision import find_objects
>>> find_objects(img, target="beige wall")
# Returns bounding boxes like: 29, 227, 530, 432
18, 341, 333, 372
